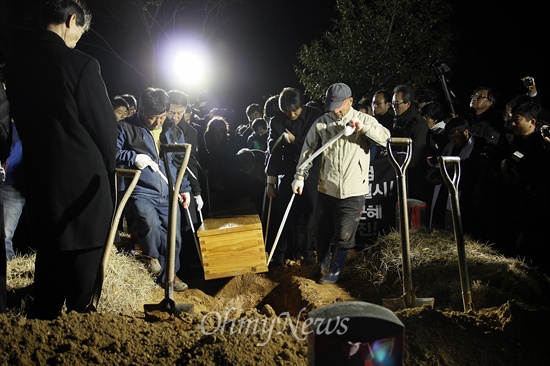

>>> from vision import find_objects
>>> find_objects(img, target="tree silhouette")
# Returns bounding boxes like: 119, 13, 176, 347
295, 0, 456, 103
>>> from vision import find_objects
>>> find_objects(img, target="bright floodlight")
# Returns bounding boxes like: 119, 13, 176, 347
172, 49, 209, 87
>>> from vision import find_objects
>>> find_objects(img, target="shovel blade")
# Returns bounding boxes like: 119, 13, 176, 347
382, 295, 434, 311
144, 298, 194, 316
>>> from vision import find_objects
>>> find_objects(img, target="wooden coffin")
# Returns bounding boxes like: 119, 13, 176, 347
196, 215, 268, 280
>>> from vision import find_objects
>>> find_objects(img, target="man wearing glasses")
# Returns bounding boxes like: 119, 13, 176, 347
371, 90, 395, 133
391, 84, 431, 204
467, 87, 502, 147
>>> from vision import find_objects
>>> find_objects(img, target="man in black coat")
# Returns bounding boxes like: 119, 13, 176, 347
392, 84, 431, 204
265, 87, 323, 265
5, 0, 117, 319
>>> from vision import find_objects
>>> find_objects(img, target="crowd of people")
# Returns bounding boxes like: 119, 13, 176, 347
1, 0, 549, 317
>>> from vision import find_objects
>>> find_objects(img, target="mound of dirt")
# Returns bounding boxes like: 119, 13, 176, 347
2, 229, 550, 365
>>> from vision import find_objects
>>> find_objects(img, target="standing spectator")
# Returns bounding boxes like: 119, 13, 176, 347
1, 122, 25, 260
353, 100, 372, 115
0, 67, 10, 314
392, 84, 431, 204
120, 94, 137, 116
420, 100, 449, 156
370, 89, 394, 160
167, 89, 203, 219
371, 90, 394, 133
200, 116, 241, 211
112, 95, 129, 122
235, 103, 262, 148
167, 89, 204, 279
266, 87, 323, 265
466, 86, 502, 144
494, 101, 550, 270
292, 83, 390, 283
5, 0, 117, 320
247, 117, 268, 151
117, 87, 191, 290
264, 95, 282, 123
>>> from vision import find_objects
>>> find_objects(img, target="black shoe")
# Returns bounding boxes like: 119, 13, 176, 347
303, 254, 316, 265
311, 256, 331, 277
318, 264, 342, 284
318, 249, 349, 284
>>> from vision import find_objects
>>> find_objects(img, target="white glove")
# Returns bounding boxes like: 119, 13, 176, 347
135, 154, 153, 170
194, 195, 204, 210
351, 117, 364, 133
344, 122, 355, 136
291, 178, 304, 195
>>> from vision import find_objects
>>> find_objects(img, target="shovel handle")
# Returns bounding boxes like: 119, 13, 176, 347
438, 156, 472, 311
386, 138, 412, 176
438, 156, 461, 195
161, 143, 191, 299
387, 137, 412, 146
87, 168, 142, 312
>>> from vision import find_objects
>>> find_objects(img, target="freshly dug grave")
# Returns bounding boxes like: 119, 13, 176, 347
2, 229, 550, 365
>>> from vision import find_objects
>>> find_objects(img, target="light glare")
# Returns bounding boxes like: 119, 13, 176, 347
172, 49, 209, 87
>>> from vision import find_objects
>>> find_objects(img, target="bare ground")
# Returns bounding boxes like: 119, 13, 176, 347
2, 229, 550, 365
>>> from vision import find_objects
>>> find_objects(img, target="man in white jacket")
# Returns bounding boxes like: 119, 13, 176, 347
292, 83, 390, 284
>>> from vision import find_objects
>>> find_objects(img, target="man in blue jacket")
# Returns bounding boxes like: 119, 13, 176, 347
117, 87, 191, 291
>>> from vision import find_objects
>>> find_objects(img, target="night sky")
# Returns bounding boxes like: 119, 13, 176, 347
1, 0, 548, 124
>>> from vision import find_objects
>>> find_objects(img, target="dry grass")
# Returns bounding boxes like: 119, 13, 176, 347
6, 244, 159, 318
6, 228, 550, 319
347, 228, 550, 310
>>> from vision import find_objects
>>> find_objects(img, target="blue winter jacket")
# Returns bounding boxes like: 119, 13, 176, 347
116, 114, 191, 197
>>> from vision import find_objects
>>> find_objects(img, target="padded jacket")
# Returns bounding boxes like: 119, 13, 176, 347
295, 108, 390, 199
116, 115, 191, 197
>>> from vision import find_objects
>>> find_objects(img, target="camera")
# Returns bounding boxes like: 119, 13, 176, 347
505, 151, 524, 179
431, 59, 451, 74
523, 78, 534, 87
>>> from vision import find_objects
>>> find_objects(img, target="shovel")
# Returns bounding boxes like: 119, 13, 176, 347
266, 122, 354, 265
144, 143, 194, 316
86, 168, 141, 312
382, 138, 435, 310
439, 156, 473, 312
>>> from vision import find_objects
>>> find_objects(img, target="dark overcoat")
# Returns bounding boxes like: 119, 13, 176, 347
5, 30, 117, 251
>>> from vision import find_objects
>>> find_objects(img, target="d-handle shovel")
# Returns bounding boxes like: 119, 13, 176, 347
86, 168, 141, 312
144, 143, 194, 316
439, 156, 473, 312
382, 137, 435, 310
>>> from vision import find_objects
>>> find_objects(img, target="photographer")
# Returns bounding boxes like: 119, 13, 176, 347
494, 101, 550, 270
